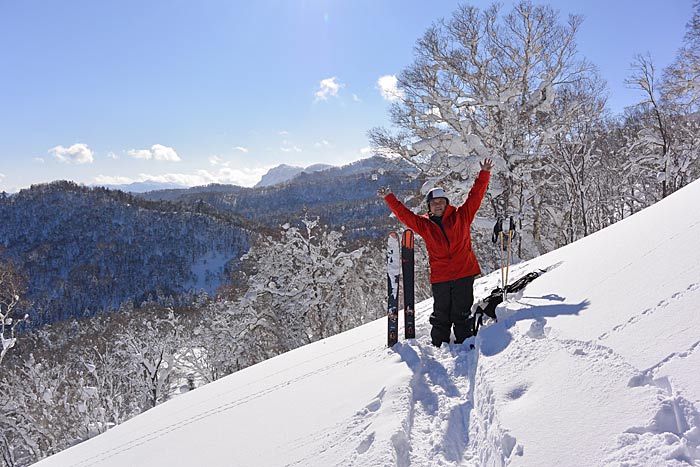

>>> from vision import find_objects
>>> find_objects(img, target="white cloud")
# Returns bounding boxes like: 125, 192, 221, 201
94, 165, 272, 189
94, 175, 135, 185
315, 140, 332, 148
34, 157, 45, 163
234, 146, 249, 153
280, 146, 302, 153
352, 94, 361, 102
278, 130, 290, 136
315, 77, 344, 101
127, 144, 181, 161
107, 152, 119, 160
360, 146, 373, 155
0, 173, 12, 193
151, 144, 181, 161
127, 149, 153, 160
207, 167, 271, 186
280, 139, 303, 153
50, 143, 94, 164
209, 155, 233, 167
377, 75, 404, 101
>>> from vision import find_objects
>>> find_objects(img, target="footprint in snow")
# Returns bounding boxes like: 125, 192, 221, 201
504, 383, 530, 401
526, 317, 547, 339
356, 431, 375, 454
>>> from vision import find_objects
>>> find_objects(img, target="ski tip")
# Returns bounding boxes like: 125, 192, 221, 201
402, 229, 414, 248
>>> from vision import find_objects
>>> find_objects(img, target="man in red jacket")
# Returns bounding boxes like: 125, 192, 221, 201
379, 158, 493, 347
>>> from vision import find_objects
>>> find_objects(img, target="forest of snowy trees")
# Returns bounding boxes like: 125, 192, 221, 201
369, 1, 700, 260
1, 1, 699, 465
0, 181, 252, 326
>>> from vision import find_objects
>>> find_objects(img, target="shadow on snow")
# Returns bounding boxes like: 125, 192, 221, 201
478, 298, 590, 357
390, 292, 589, 463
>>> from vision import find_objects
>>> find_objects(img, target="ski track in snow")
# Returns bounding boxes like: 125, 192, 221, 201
67, 337, 385, 467
508, 294, 700, 465
477, 313, 700, 466
395, 338, 476, 466
598, 282, 700, 340
523, 333, 699, 465
588, 281, 700, 464
325, 296, 519, 467
282, 363, 414, 467
282, 300, 510, 467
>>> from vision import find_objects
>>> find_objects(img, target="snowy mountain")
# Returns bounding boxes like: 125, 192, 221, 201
254, 163, 334, 187
95, 181, 188, 193
34, 179, 700, 466
142, 156, 423, 241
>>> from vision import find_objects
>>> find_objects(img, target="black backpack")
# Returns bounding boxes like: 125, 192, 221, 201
467, 270, 544, 338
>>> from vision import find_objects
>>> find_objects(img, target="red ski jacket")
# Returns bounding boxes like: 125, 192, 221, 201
384, 170, 490, 284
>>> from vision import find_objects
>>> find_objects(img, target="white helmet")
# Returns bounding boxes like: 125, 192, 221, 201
426, 187, 449, 208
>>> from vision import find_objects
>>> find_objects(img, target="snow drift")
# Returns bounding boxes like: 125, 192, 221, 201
35, 179, 700, 466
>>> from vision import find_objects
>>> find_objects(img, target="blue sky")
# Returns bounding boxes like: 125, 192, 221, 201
0, 0, 694, 192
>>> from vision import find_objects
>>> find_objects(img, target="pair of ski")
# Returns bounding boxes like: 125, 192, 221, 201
386, 230, 415, 347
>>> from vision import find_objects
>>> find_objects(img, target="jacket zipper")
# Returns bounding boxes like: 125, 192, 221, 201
431, 216, 451, 248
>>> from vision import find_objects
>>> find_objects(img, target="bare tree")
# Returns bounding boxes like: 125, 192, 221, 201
625, 54, 677, 199
369, 1, 603, 259
659, 1, 700, 192
543, 76, 608, 245
626, 38, 700, 201
662, 1, 700, 111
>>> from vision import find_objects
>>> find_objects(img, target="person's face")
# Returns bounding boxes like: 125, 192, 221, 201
429, 197, 447, 216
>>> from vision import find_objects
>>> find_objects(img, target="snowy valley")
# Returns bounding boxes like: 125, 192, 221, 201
32, 172, 700, 466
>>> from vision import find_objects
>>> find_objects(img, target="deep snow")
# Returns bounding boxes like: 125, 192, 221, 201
34, 180, 700, 467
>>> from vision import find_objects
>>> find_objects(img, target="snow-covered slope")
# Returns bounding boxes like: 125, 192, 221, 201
35, 180, 700, 467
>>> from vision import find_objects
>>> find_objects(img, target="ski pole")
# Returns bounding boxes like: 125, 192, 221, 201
504, 229, 512, 301
499, 229, 506, 299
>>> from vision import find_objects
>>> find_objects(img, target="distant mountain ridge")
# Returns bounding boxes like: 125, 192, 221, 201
141, 156, 423, 240
93, 163, 333, 193
254, 163, 334, 188
0, 181, 252, 325
96, 181, 188, 193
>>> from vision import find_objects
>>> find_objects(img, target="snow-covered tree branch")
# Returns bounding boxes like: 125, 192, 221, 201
0, 258, 27, 366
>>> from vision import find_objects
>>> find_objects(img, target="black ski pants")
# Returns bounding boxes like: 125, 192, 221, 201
429, 275, 475, 346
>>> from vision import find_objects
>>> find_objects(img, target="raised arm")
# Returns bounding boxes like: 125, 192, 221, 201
459, 158, 492, 224
379, 187, 429, 235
